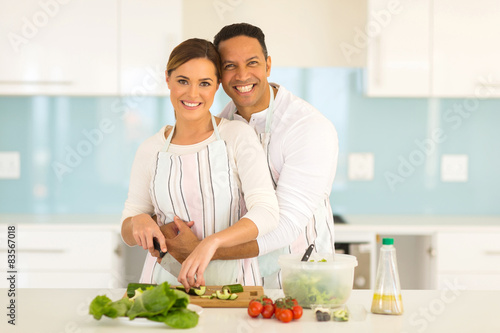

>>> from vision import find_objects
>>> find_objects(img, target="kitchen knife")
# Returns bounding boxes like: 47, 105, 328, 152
301, 244, 315, 261
153, 237, 167, 258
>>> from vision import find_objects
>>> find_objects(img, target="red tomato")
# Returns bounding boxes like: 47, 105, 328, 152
292, 305, 303, 320
247, 301, 263, 318
262, 297, 273, 306
261, 304, 274, 319
277, 308, 293, 323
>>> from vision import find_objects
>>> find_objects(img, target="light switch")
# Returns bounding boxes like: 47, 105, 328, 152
441, 154, 468, 182
348, 153, 374, 181
0, 152, 21, 179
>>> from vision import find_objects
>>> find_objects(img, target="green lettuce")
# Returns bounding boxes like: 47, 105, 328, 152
283, 271, 350, 307
88, 282, 198, 329
89, 295, 133, 320
164, 308, 199, 329
127, 283, 176, 319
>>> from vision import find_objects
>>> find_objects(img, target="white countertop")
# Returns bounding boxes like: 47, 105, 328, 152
2, 288, 499, 333
337, 214, 500, 234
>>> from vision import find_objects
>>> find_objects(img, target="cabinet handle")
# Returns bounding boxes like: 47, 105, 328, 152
114, 245, 122, 257
373, 35, 382, 87
480, 83, 500, 87
0, 249, 66, 253
484, 251, 500, 256
0, 81, 72, 85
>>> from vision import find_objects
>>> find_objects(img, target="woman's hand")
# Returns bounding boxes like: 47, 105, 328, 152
177, 235, 220, 289
129, 214, 167, 256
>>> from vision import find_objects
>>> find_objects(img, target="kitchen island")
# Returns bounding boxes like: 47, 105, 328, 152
2, 288, 499, 333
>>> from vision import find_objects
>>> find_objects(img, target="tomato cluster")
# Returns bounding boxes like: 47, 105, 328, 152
247, 296, 303, 323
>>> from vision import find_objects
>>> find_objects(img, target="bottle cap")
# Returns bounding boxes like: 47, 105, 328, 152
382, 238, 394, 245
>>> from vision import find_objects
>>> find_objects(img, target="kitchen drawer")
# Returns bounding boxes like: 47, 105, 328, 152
0, 230, 121, 271
436, 232, 500, 273
437, 273, 500, 291
1, 271, 121, 288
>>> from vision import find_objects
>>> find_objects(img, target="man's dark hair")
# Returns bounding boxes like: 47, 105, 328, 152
213, 23, 268, 59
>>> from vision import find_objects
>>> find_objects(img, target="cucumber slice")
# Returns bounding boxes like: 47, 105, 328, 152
333, 309, 349, 322
175, 285, 207, 296
222, 284, 244, 293
200, 295, 214, 299
126, 283, 156, 298
229, 293, 238, 300
192, 286, 207, 296
216, 290, 231, 300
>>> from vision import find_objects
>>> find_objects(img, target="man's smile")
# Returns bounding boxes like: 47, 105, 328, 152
234, 84, 255, 93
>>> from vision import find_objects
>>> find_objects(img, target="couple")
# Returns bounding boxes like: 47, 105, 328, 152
121, 23, 338, 290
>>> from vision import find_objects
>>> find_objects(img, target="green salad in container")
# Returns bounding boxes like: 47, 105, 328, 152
279, 253, 358, 308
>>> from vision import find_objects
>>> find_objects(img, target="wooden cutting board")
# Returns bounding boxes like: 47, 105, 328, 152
176, 286, 264, 308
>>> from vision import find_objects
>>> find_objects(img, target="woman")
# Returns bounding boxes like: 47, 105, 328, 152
120, 38, 279, 289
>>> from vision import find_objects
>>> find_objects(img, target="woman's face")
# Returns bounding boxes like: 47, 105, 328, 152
167, 58, 219, 122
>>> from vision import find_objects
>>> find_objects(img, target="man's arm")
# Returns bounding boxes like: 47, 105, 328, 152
160, 218, 259, 263
256, 115, 338, 255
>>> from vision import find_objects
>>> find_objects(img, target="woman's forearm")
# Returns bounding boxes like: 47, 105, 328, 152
121, 216, 137, 246
208, 217, 258, 249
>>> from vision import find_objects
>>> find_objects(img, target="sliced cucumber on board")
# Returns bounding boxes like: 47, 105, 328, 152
175, 285, 207, 296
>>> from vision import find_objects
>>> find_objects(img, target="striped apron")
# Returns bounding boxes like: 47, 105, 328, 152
229, 85, 335, 288
139, 115, 262, 286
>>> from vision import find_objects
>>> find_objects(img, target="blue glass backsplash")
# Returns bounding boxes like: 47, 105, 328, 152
1, 68, 499, 215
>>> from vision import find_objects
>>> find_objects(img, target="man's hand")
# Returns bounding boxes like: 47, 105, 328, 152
158, 217, 200, 264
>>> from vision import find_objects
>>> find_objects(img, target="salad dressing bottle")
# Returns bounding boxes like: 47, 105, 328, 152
371, 238, 403, 315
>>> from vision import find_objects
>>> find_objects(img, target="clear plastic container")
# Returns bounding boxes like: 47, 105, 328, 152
371, 238, 403, 315
278, 253, 358, 308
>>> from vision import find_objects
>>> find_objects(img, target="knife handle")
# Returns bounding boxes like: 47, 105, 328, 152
301, 244, 315, 261
153, 237, 167, 258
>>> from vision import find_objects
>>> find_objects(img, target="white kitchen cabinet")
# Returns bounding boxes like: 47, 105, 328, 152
367, 0, 500, 97
0, 225, 125, 288
432, 0, 500, 97
366, 0, 431, 97
435, 232, 500, 290
119, 0, 182, 96
0, 0, 118, 95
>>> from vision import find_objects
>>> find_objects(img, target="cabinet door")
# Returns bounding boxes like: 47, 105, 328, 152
433, 0, 500, 97
0, 0, 118, 95
0, 227, 124, 288
120, 0, 182, 96
436, 232, 500, 273
366, 0, 430, 96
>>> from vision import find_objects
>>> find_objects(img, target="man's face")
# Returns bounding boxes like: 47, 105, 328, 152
218, 35, 272, 113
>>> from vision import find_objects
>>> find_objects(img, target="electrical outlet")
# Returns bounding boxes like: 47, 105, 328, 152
0, 152, 21, 179
348, 153, 374, 181
441, 154, 468, 182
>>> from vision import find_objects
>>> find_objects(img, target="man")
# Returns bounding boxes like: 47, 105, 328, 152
160, 23, 338, 287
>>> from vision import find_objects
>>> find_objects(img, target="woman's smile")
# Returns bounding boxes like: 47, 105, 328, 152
181, 100, 202, 109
